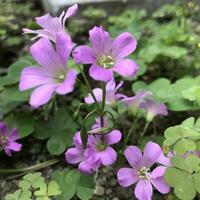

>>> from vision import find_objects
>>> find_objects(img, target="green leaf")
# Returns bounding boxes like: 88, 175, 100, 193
34, 183, 47, 196
19, 180, 31, 191
174, 138, 196, 154
162, 46, 187, 59
193, 172, 200, 193
47, 181, 61, 196
5, 113, 34, 138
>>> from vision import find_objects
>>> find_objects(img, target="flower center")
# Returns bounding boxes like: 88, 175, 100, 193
138, 166, 151, 180
96, 142, 106, 151
0, 135, 8, 146
55, 73, 66, 83
99, 55, 115, 69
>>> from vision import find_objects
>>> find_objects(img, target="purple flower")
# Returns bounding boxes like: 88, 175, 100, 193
19, 32, 77, 108
85, 79, 126, 105
117, 142, 170, 200
122, 90, 152, 115
0, 122, 22, 156
65, 132, 97, 174
23, 4, 78, 42
140, 99, 168, 121
73, 26, 138, 82
85, 130, 122, 167
92, 117, 109, 130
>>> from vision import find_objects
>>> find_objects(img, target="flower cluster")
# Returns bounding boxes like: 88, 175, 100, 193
18, 4, 171, 200
0, 122, 22, 156
65, 118, 122, 174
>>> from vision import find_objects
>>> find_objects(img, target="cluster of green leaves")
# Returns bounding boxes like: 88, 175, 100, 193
52, 168, 95, 200
163, 117, 200, 199
5, 172, 61, 200
164, 117, 200, 154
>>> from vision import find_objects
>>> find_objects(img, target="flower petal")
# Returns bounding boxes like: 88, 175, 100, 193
106, 78, 116, 91
117, 168, 139, 187
56, 32, 73, 65
143, 142, 162, 167
6, 142, 22, 153
73, 45, 94, 64
135, 180, 153, 200
78, 160, 93, 174
65, 147, 84, 164
30, 84, 56, 108
124, 146, 143, 169
84, 88, 102, 104
30, 38, 63, 72
99, 146, 117, 166
55, 69, 77, 95
19, 66, 54, 91
112, 32, 137, 59
73, 132, 82, 148
104, 130, 122, 145
151, 167, 170, 194
113, 59, 138, 78
89, 26, 111, 54
89, 65, 113, 82
9, 128, 20, 141
61, 4, 78, 27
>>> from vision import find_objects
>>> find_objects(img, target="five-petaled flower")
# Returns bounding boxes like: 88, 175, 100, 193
85, 79, 126, 105
122, 90, 152, 115
23, 4, 78, 42
73, 26, 138, 82
0, 122, 22, 156
117, 142, 170, 200
140, 99, 168, 122
19, 32, 77, 108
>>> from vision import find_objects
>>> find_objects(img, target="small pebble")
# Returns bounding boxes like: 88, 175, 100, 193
106, 188, 112, 195
94, 185, 105, 196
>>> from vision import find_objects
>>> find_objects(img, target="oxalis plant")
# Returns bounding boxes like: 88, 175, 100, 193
1, 3, 200, 200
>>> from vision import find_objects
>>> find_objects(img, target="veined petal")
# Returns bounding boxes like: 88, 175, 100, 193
135, 180, 153, 200
89, 26, 112, 55
65, 147, 84, 164
56, 32, 73, 65
117, 168, 138, 187
19, 66, 54, 91
112, 32, 137, 59
78, 160, 93, 174
61, 4, 78, 27
143, 142, 162, 167
0, 122, 7, 135
9, 128, 20, 141
124, 146, 143, 169
73, 45, 94, 64
106, 78, 116, 91
113, 59, 138, 78
99, 146, 117, 166
89, 65, 113, 82
55, 69, 77, 95
104, 130, 122, 145
85, 88, 102, 104
30, 84, 56, 108
30, 38, 63, 72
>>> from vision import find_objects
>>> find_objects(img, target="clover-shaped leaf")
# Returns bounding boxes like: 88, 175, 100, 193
34, 183, 47, 196
19, 180, 31, 191
5, 190, 21, 200
165, 155, 200, 200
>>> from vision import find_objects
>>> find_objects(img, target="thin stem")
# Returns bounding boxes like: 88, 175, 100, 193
100, 82, 106, 127
124, 117, 138, 146
0, 159, 59, 174
141, 121, 150, 137
78, 65, 101, 112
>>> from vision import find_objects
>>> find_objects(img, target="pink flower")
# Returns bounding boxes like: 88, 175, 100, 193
23, 4, 78, 42
0, 122, 22, 156
19, 32, 77, 108
65, 132, 98, 174
85, 130, 122, 167
140, 99, 168, 121
73, 26, 138, 82
122, 90, 152, 115
117, 142, 170, 200
85, 79, 126, 105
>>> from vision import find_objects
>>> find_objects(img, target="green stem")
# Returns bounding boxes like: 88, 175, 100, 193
100, 82, 106, 127
0, 159, 59, 174
141, 121, 150, 137
124, 117, 138, 146
78, 66, 101, 112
